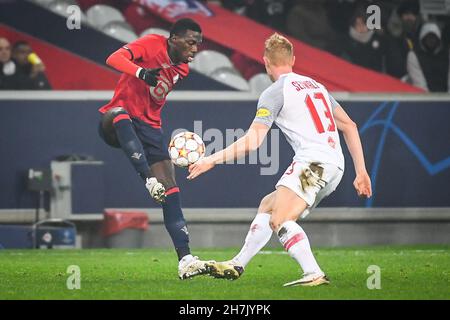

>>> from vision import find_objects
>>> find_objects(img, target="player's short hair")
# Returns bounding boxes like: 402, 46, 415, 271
170, 18, 202, 37
264, 33, 293, 66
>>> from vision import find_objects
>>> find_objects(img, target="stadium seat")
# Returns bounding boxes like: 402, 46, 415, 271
123, 2, 168, 35
210, 67, 250, 91
140, 28, 170, 38
48, 0, 88, 23
190, 50, 234, 76
101, 21, 138, 43
103, 20, 134, 32
231, 51, 265, 80
76, 0, 114, 11
249, 73, 272, 94
86, 4, 125, 29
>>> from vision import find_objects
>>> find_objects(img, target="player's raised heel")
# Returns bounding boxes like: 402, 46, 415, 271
283, 272, 330, 287
145, 177, 166, 203
205, 260, 244, 280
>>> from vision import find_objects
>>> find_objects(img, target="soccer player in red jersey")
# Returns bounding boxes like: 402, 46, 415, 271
98, 19, 210, 279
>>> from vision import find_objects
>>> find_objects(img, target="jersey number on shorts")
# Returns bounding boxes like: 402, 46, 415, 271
305, 93, 336, 134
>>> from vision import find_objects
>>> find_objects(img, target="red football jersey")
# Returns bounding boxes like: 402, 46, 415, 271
99, 35, 189, 128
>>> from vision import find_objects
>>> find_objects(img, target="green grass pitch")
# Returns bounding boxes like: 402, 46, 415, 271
0, 246, 449, 300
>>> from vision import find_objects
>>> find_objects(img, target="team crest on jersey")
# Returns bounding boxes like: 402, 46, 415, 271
256, 108, 271, 117
161, 63, 171, 69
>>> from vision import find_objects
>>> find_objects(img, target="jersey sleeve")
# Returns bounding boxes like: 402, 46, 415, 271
123, 35, 160, 62
329, 94, 340, 110
253, 78, 285, 127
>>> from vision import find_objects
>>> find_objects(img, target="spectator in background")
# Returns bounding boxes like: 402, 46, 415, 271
10, 41, 51, 90
220, 0, 291, 31
285, 0, 339, 55
220, 0, 249, 15
342, 3, 386, 72
442, 18, 450, 49
386, 0, 422, 79
245, 0, 291, 32
0, 37, 16, 89
407, 22, 450, 92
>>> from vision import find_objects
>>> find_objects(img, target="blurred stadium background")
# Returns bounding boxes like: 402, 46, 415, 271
0, 0, 449, 253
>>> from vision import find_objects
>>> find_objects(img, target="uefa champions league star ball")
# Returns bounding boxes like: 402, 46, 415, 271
168, 131, 205, 168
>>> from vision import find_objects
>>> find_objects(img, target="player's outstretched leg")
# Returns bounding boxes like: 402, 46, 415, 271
206, 192, 276, 280
100, 107, 165, 203
205, 260, 244, 280
271, 186, 329, 287
151, 160, 211, 279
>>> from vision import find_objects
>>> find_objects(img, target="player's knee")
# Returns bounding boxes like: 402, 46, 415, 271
102, 107, 128, 127
152, 168, 177, 189
270, 205, 299, 231
151, 160, 177, 189
269, 214, 283, 232
107, 107, 128, 119
258, 193, 274, 213
100, 107, 130, 148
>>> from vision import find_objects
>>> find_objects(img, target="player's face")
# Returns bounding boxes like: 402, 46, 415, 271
171, 30, 202, 64
12, 44, 32, 66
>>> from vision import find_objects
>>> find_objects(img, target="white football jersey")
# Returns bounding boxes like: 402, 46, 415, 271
253, 72, 345, 170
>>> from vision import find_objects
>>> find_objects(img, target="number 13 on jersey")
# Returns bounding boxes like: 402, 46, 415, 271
305, 92, 336, 134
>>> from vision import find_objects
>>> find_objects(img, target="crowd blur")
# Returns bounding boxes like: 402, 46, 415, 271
219, 0, 450, 92
0, 38, 51, 90
2, 0, 448, 92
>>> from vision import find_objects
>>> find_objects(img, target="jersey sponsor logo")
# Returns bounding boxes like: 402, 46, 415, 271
150, 75, 172, 101
256, 108, 271, 117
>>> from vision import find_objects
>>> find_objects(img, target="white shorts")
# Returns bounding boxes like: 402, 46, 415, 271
275, 161, 343, 218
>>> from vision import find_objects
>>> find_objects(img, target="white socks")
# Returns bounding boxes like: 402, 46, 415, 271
232, 213, 273, 267
231, 215, 323, 275
277, 220, 322, 275
179, 254, 195, 268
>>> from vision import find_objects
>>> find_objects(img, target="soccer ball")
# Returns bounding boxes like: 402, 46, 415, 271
168, 131, 205, 168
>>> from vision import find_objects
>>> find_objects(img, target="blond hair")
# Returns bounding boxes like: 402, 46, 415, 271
264, 33, 293, 66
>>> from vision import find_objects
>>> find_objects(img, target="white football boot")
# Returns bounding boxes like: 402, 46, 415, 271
283, 272, 330, 287
145, 177, 166, 204
205, 260, 245, 280
178, 255, 210, 280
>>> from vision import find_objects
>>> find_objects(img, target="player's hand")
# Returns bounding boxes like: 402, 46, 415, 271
353, 172, 372, 198
138, 67, 161, 87
187, 157, 215, 180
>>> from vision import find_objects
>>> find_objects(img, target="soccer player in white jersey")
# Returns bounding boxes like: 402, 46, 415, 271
188, 33, 372, 287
